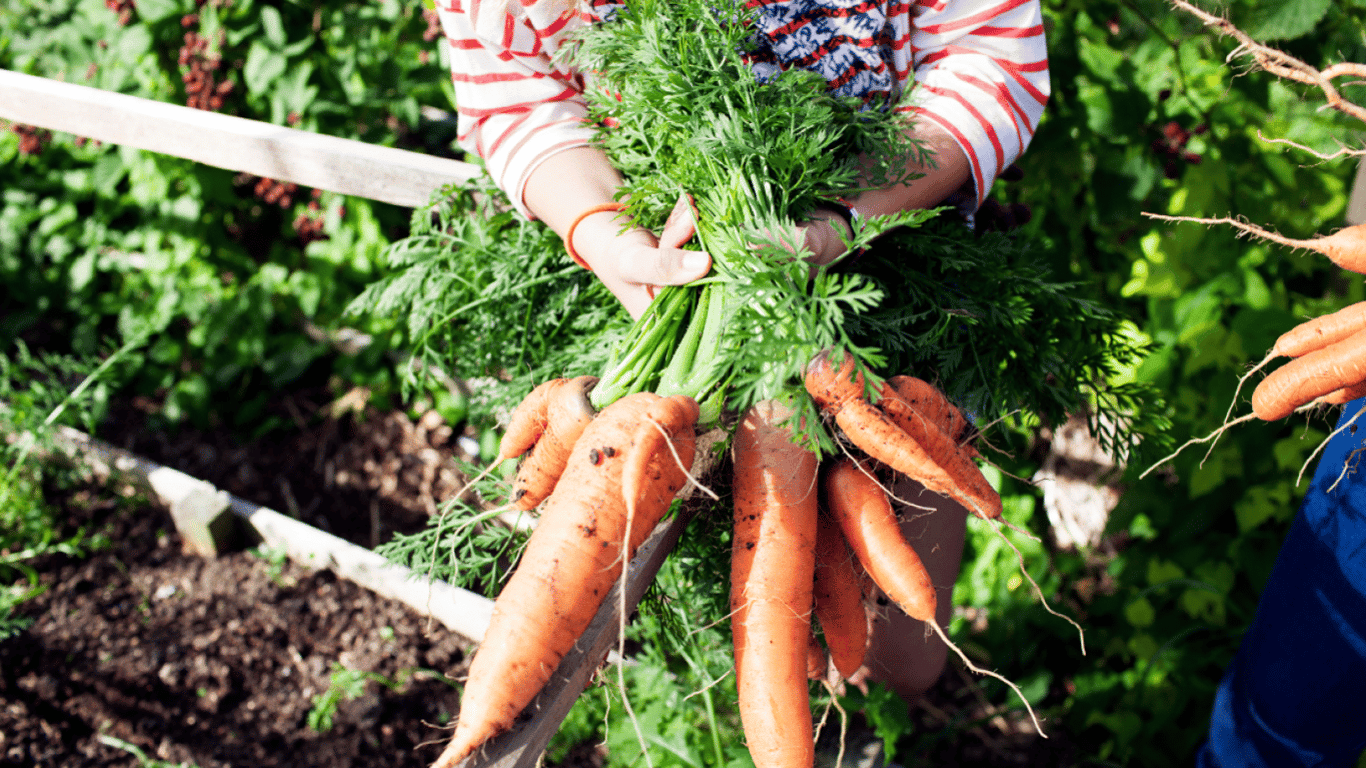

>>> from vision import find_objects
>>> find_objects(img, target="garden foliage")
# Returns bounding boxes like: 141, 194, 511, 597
4, 0, 1366, 765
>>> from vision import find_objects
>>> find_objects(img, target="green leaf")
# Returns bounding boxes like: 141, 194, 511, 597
1124, 596, 1156, 627
1240, 0, 1332, 41
132, 0, 184, 24
260, 5, 288, 48
243, 41, 287, 93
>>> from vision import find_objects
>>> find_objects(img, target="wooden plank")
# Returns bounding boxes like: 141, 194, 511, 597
457, 506, 698, 768
0, 69, 480, 208
44, 425, 497, 642
1349, 155, 1366, 225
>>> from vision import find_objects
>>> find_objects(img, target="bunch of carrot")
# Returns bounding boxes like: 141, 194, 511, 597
433, 388, 702, 768
1136, 212, 1366, 438
433, 349, 997, 768
728, 355, 998, 768
396, 1, 1141, 764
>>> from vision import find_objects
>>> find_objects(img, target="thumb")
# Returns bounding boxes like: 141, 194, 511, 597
617, 244, 711, 287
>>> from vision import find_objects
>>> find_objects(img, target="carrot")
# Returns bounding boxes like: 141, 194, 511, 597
882, 375, 971, 443
498, 376, 599, 510
730, 400, 819, 768
812, 508, 869, 679
1252, 326, 1366, 421
806, 350, 1000, 519
821, 458, 936, 624
435, 392, 698, 768
805, 629, 828, 680
1147, 215, 1366, 274
1274, 302, 1366, 358
1320, 380, 1366, 405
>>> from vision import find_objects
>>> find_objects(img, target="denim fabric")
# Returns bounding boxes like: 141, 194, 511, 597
1198, 400, 1366, 767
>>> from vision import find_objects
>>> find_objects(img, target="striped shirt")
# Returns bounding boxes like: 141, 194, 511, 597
433, 0, 1049, 216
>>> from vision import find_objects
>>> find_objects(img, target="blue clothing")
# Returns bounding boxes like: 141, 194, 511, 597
1198, 400, 1366, 767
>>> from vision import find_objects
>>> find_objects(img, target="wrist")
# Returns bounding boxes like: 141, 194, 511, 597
566, 203, 629, 270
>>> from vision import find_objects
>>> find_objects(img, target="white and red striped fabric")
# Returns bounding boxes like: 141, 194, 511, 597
433, 0, 1049, 216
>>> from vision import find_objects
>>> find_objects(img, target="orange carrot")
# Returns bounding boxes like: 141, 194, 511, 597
805, 629, 828, 680
1282, 222, 1366, 273
806, 351, 1001, 519
1274, 302, 1366, 358
730, 400, 819, 768
882, 375, 971, 443
1320, 380, 1366, 405
812, 509, 869, 679
435, 392, 698, 767
499, 376, 599, 510
1252, 327, 1366, 421
822, 458, 936, 624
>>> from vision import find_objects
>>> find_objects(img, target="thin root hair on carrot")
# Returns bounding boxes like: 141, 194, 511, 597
814, 679, 850, 768
988, 517, 1086, 655
1140, 411, 1261, 479
930, 620, 1047, 738
615, 524, 656, 768
679, 666, 734, 704
839, 440, 939, 514
1302, 401, 1366, 488
995, 515, 1042, 544
646, 414, 720, 501
1211, 349, 1281, 460
1328, 444, 1366, 494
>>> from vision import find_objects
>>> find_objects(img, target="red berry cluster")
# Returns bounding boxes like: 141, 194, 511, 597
179, 14, 233, 111
1153, 120, 1206, 179
254, 177, 299, 208
105, 0, 134, 26
293, 191, 331, 247
11, 124, 52, 155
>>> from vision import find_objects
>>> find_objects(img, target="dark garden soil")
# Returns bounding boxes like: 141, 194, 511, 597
0, 383, 1069, 768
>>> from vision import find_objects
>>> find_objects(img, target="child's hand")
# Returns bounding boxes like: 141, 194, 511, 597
571, 193, 710, 318
797, 209, 856, 267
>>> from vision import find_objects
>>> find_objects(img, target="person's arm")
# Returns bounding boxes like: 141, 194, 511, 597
801, 122, 973, 265
434, 1, 709, 318
801, 0, 1051, 265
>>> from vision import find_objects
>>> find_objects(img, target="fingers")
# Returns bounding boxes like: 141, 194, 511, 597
615, 241, 712, 287
658, 192, 698, 250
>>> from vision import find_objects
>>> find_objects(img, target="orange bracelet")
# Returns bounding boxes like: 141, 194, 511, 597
565, 202, 628, 270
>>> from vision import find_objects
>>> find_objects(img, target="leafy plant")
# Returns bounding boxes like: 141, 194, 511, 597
304, 661, 456, 733
0, 337, 135, 639
1, 0, 451, 434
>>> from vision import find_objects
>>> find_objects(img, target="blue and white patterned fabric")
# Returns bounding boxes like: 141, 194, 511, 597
743, 0, 897, 103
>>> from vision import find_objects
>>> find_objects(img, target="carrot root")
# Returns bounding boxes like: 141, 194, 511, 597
730, 400, 819, 768
806, 351, 1001, 519
500, 376, 600, 510
822, 458, 936, 624
436, 392, 697, 768
812, 509, 870, 679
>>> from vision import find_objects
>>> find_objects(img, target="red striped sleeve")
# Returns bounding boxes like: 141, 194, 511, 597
915, 0, 1035, 36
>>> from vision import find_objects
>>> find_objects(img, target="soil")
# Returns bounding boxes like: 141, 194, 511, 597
0, 383, 1068, 768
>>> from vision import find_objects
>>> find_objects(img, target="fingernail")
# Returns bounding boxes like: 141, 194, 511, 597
682, 251, 710, 275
